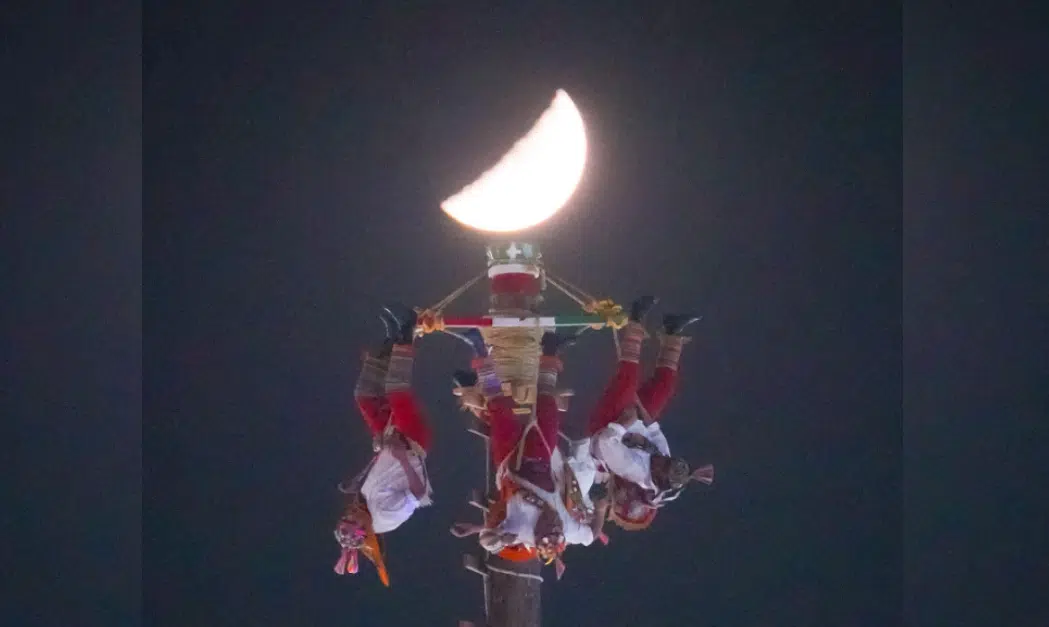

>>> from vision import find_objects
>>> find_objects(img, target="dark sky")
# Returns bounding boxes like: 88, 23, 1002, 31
140, 3, 901, 626
10, 2, 1048, 626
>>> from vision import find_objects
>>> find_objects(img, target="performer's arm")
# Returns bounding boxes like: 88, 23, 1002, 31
590, 498, 610, 540
450, 522, 484, 538
595, 426, 650, 476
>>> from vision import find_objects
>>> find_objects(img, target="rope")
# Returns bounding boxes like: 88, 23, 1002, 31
545, 274, 627, 330
481, 309, 543, 394
545, 273, 597, 305
431, 271, 487, 312
486, 564, 544, 582
414, 271, 487, 335
543, 274, 591, 309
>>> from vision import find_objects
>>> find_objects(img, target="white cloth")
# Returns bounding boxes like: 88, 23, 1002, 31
590, 420, 671, 494
360, 447, 432, 534
483, 467, 596, 552
553, 440, 606, 510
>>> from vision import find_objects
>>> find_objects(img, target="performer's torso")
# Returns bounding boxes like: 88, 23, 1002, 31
360, 447, 431, 533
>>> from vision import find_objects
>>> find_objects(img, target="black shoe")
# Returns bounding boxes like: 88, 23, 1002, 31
662, 313, 702, 336
380, 310, 399, 342
541, 331, 578, 356
629, 295, 659, 323
452, 369, 478, 388
382, 303, 418, 345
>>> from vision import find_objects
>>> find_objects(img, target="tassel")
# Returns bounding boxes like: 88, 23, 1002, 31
691, 464, 715, 485
334, 548, 350, 575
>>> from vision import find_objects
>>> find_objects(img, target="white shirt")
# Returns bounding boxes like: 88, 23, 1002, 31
484, 466, 596, 552
553, 440, 606, 511
360, 447, 432, 534
590, 420, 671, 494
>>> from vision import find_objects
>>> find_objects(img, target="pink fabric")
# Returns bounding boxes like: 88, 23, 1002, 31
334, 548, 359, 575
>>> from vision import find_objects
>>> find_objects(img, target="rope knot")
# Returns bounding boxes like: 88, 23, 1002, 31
585, 299, 628, 330
414, 308, 445, 334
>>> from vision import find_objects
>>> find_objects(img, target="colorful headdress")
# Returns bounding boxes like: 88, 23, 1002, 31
333, 502, 390, 586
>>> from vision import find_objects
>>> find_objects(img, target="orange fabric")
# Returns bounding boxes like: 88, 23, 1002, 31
486, 482, 540, 562
608, 476, 659, 531
609, 506, 658, 531
345, 502, 391, 586
498, 544, 539, 562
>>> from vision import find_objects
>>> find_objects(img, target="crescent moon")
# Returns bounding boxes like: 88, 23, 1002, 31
440, 90, 588, 233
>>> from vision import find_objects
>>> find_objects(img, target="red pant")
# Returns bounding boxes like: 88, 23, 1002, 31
488, 393, 559, 490
356, 391, 432, 452
587, 361, 678, 435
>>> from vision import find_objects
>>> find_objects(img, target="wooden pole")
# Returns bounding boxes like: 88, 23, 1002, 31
462, 241, 544, 627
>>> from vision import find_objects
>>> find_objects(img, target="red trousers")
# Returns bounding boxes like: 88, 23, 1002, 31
587, 361, 678, 435
488, 393, 559, 492
356, 391, 432, 452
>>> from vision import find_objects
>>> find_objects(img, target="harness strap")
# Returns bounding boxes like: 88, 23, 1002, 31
495, 407, 556, 488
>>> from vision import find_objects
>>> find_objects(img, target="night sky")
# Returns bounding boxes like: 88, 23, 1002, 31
141, 3, 900, 626
6, 1, 932, 626
9, 2, 1045, 626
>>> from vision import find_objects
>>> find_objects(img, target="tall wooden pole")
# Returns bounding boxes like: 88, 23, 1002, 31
462, 241, 545, 627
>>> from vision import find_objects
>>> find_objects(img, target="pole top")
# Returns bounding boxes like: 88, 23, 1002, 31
486, 241, 542, 268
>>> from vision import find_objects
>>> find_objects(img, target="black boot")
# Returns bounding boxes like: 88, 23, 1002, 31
541, 331, 578, 357
382, 303, 418, 345
662, 313, 702, 336
629, 295, 659, 323
452, 369, 478, 388
380, 309, 398, 341
375, 310, 399, 358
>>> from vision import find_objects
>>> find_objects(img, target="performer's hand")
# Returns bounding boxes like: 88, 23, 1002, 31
621, 432, 648, 448
498, 531, 518, 544
450, 522, 482, 538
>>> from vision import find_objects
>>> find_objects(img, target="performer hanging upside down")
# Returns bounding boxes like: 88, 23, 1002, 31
450, 331, 609, 579
332, 305, 432, 586
587, 296, 714, 532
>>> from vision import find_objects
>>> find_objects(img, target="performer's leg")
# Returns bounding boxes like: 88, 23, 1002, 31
533, 354, 562, 458
636, 337, 685, 423
487, 395, 522, 468
385, 343, 433, 451
354, 346, 391, 437
637, 313, 700, 424
586, 320, 646, 434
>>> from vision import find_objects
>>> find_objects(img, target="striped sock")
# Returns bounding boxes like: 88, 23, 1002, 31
618, 321, 645, 363
354, 355, 389, 398
384, 345, 415, 392
656, 334, 690, 371
538, 356, 561, 396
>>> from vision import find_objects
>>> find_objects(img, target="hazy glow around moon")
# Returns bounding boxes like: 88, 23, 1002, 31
440, 89, 588, 233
